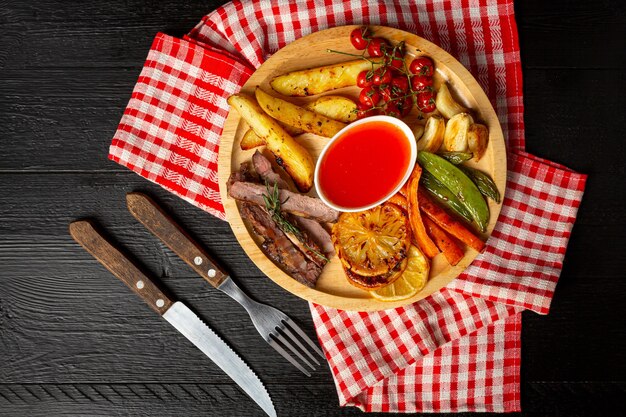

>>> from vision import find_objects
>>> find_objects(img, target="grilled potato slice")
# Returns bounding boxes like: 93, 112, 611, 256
417, 115, 445, 152
255, 87, 346, 138
270, 59, 382, 96
228, 94, 315, 192
305, 95, 357, 123
443, 113, 474, 152
435, 83, 469, 119
467, 123, 489, 161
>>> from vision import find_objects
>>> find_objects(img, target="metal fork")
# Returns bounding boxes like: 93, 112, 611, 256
218, 277, 324, 376
126, 192, 325, 376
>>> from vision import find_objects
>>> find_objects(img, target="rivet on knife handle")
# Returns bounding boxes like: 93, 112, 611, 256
69, 220, 173, 315
126, 192, 228, 288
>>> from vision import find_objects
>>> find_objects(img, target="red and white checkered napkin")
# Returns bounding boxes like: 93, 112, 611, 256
109, 0, 587, 412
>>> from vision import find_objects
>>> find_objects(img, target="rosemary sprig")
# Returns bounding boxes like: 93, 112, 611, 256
262, 181, 329, 262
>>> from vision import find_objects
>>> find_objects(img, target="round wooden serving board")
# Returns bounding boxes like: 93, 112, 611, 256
218, 26, 506, 311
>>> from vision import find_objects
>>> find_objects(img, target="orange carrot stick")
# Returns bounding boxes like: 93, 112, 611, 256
398, 181, 409, 197
387, 193, 408, 211
423, 217, 464, 266
418, 187, 486, 252
408, 166, 440, 258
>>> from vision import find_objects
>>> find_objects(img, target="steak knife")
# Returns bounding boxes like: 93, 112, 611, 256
69, 220, 276, 417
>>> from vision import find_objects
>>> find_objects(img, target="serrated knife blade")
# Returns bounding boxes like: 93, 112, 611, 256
164, 302, 276, 417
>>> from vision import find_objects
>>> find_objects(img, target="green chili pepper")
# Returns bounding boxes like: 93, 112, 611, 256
438, 151, 473, 165
459, 166, 501, 204
421, 171, 473, 224
417, 151, 490, 232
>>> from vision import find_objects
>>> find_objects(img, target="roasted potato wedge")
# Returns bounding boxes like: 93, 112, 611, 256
255, 87, 346, 138
417, 115, 445, 152
240, 128, 266, 150
467, 123, 489, 161
270, 59, 382, 96
239, 122, 303, 150
305, 95, 357, 123
443, 112, 474, 152
228, 94, 315, 192
435, 83, 469, 119
239, 95, 357, 150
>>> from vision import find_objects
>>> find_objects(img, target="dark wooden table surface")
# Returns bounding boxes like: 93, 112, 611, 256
1, 1, 625, 416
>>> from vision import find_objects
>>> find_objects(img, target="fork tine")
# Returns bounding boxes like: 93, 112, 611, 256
268, 338, 311, 377
274, 332, 316, 371
280, 323, 320, 366
285, 319, 325, 359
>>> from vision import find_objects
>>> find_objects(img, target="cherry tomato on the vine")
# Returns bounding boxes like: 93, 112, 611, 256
372, 68, 392, 86
367, 37, 389, 57
411, 75, 433, 91
356, 70, 373, 88
398, 96, 413, 117
387, 48, 404, 69
350, 27, 369, 50
390, 76, 409, 93
409, 57, 435, 76
355, 102, 371, 119
417, 91, 437, 113
359, 86, 381, 108
379, 86, 394, 103
384, 103, 402, 118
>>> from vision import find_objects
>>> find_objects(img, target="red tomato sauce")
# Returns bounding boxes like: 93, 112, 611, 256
318, 121, 411, 209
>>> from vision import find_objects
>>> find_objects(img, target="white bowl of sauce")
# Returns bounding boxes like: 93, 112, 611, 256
314, 115, 416, 212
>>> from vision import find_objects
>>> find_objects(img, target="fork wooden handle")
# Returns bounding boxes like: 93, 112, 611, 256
69, 220, 173, 315
126, 192, 229, 288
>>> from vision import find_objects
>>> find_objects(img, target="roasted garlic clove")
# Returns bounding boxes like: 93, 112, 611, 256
435, 83, 468, 119
443, 113, 474, 152
417, 115, 445, 152
467, 123, 489, 161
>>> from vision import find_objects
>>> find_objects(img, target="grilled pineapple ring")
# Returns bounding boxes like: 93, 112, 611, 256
332, 203, 410, 277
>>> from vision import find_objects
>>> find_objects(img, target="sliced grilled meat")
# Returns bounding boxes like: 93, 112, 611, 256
280, 212, 328, 268
229, 181, 339, 223
295, 217, 335, 257
252, 150, 290, 189
240, 202, 322, 288
227, 161, 258, 192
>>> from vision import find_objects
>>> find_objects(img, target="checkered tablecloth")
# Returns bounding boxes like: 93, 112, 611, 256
109, 0, 587, 412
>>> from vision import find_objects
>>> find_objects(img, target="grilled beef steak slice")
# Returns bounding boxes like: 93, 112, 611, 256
295, 217, 335, 257
240, 202, 322, 288
280, 212, 328, 268
229, 181, 339, 223
227, 161, 258, 192
252, 150, 290, 189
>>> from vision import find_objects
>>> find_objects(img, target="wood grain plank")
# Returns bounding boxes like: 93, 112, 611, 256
0, 383, 351, 417
0, 382, 624, 417
515, 0, 626, 69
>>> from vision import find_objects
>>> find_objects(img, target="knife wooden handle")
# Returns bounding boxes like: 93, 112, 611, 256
69, 220, 174, 315
126, 192, 229, 288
